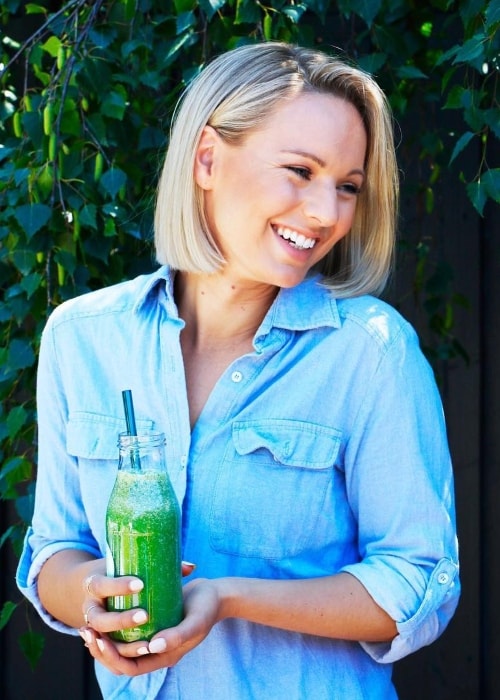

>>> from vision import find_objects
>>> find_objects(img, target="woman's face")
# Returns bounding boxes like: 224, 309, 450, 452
194, 91, 367, 290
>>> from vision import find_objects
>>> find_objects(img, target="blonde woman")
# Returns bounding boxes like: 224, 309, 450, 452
18, 42, 460, 699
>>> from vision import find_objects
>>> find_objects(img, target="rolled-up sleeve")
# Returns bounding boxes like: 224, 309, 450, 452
340, 319, 460, 662
15, 311, 102, 635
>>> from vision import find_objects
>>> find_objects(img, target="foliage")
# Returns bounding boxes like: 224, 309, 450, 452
0, 0, 498, 668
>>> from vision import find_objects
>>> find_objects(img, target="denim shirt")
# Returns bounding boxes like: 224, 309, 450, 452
17, 266, 460, 700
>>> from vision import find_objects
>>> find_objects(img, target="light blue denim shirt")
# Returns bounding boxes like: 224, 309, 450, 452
17, 266, 460, 699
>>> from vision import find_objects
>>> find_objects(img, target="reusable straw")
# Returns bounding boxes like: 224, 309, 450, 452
122, 389, 138, 436
122, 389, 141, 470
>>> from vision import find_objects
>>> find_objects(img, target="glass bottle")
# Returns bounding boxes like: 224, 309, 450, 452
106, 432, 183, 642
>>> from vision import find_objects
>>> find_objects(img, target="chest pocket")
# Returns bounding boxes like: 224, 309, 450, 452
209, 419, 341, 560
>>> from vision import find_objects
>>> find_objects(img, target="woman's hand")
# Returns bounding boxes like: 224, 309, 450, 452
80, 576, 223, 676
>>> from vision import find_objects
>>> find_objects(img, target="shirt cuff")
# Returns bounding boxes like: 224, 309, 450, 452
16, 526, 101, 636
342, 557, 460, 663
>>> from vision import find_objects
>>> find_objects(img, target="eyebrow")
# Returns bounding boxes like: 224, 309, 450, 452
280, 149, 365, 178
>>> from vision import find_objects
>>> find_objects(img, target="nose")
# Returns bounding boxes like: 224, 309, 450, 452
302, 181, 338, 227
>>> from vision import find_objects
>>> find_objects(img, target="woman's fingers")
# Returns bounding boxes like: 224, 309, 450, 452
83, 573, 144, 600
82, 603, 150, 635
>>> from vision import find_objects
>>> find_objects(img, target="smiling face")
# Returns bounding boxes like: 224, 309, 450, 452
194, 91, 367, 290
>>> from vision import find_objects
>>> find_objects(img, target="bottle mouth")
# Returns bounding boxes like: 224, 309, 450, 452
117, 432, 166, 449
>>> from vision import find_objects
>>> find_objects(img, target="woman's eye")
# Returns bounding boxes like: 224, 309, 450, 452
339, 183, 362, 196
286, 166, 312, 181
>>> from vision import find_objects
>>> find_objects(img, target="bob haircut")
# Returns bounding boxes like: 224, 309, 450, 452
154, 42, 398, 297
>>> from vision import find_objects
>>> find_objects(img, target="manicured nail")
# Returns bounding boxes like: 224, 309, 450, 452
79, 628, 92, 645
96, 638, 105, 652
149, 638, 167, 653
182, 560, 196, 569
132, 610, 148, 624
137, 646, 149, 656
129, 579, 143, 592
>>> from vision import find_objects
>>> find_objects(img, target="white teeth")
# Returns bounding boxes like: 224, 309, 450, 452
276, 226, 316, 249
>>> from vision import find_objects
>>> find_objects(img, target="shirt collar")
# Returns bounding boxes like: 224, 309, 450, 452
133, 267, 341, 331
261, 274, 341, 333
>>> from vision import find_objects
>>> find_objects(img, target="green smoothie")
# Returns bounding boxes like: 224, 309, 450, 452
106, 467, 183, 642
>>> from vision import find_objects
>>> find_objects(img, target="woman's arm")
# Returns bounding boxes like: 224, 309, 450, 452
78, 571, 396, 677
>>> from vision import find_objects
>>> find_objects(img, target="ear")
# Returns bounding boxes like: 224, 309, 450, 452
194, 125, 219, 190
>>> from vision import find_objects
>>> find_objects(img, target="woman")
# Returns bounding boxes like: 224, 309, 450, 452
17, 42, 460, 699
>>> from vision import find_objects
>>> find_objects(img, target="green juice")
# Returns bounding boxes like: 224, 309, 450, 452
106, 457, 183, 642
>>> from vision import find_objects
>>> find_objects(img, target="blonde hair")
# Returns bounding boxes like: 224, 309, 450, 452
154, 42, 398, 297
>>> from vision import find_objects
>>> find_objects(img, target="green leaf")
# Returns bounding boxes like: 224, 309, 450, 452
80, 203, 98, 229
11, 249, 37, 275
485, 0, 500, 29
396, 65, 428, 79
101, 87, 128, 121
357, 53, 387, 74
482, 168, 500, 202
198, 0, 226, 20
449, 131, 475, 164
452, 33, 486, 65
25, 4, 47, 13
19, 631, 45, 671
100, 167, 127, 199
6, 338, 35, 371
466, 179, 488, 215
235, 0, 262, 24
13, 203, 52, 239
338, 0, 382, 26
0, 525, 16, 551
41, 36, 61, 58
0, 601, 17, 631
6, 405, 28, 439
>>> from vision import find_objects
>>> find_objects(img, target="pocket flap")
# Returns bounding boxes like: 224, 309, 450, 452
67, 412, 155, 459
232, 419, 341, 468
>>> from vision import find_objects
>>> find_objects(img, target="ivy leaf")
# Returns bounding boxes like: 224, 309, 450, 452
25, 4, 47, 14
0, 601, 17, 631
100, 167, 127, 199
0, 525, 16, 551
6, 338, 35, 372
235, 0, 262, 24
13, 203, 52, 239
485, 0, 500, 29
338, 0, 382, 26
19, 631, 45, 671
397, 65, 428, 79
452, 33, 486, 65
6, 405, 28, 440
449, 131, 475, 164
101, 87, 128, 120
197, 0, 226, 20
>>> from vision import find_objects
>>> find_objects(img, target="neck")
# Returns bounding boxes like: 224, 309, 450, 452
174, 271, 278, 350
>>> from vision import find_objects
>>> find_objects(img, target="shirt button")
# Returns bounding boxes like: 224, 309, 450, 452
180, 455, 187, 469
231, 371, 243, 383
437, 572, 449, 584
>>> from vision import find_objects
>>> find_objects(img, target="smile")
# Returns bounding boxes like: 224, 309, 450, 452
274, 226, 316, 250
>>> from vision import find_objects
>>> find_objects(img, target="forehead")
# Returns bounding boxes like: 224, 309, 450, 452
245, 92, 367, 157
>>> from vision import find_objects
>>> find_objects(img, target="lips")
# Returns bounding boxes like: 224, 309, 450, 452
274, 225, 316, 250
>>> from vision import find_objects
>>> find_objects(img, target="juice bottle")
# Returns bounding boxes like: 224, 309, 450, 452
106, 432, 183, 642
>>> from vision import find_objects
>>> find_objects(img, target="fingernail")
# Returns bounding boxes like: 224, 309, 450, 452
137, 646, 149, 656
182, 560, 196, 569
96, 638, 105, 652
129, 579, 143, 592
149, 638, 167, 653
79, 628, 92, 645
132, 610, 148, 624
